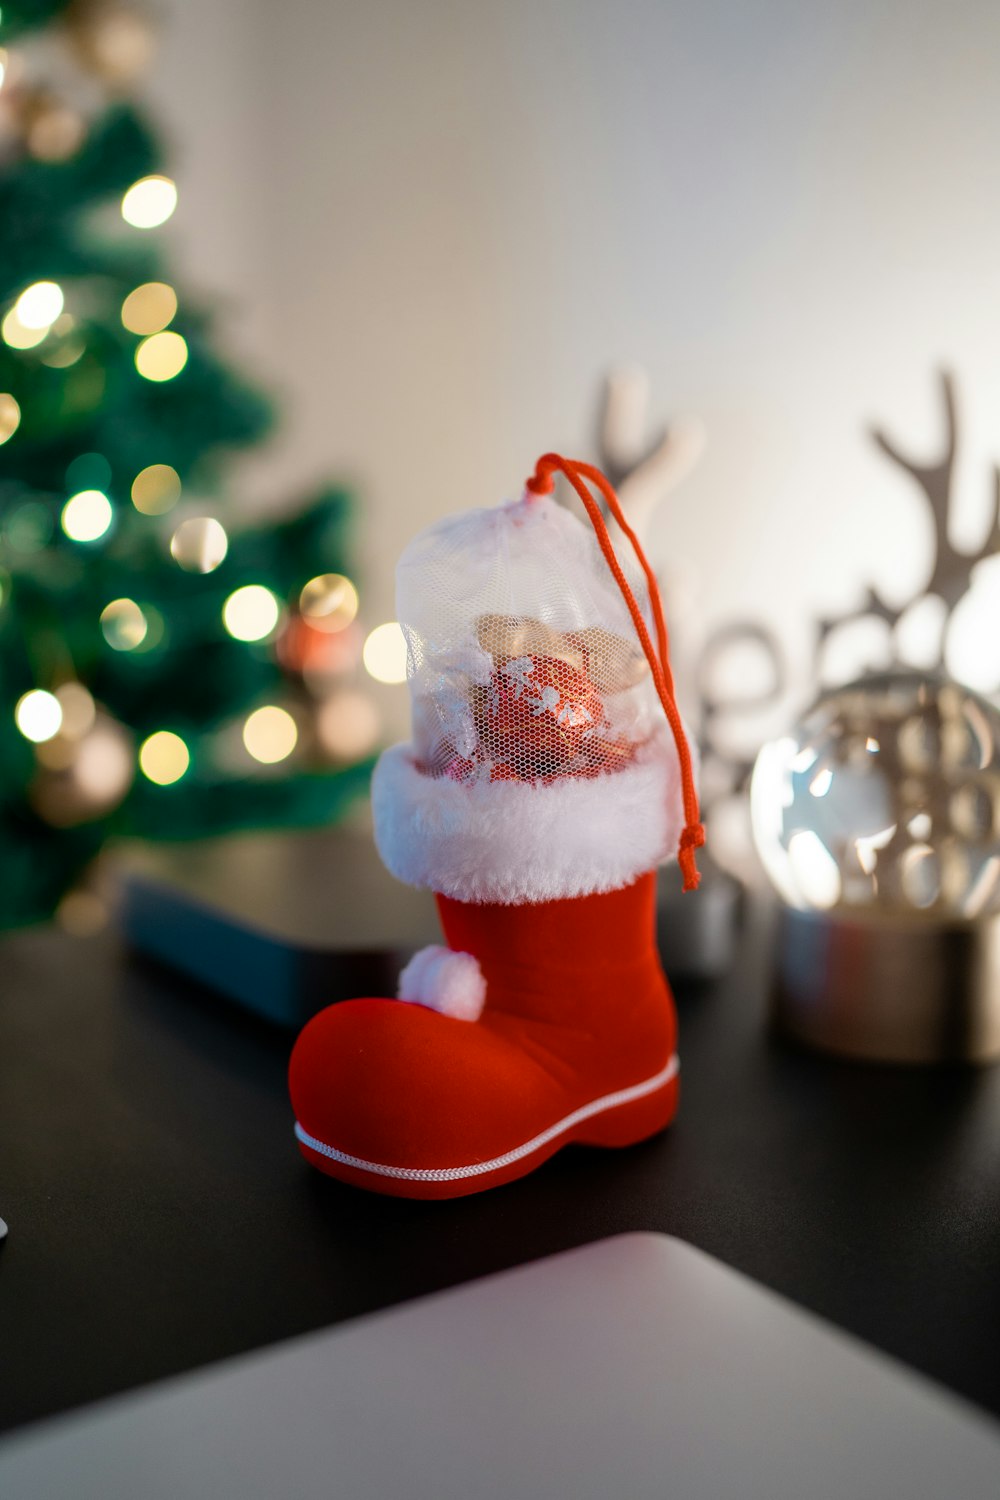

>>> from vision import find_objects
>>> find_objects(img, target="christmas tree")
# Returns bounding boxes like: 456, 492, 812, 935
0, 0, 374, 929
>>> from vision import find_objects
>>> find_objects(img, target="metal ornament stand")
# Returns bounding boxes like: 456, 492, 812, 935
773, 904, 1000, 1064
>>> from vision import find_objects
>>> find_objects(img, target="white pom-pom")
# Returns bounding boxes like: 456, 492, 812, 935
397, 945, 486, 1022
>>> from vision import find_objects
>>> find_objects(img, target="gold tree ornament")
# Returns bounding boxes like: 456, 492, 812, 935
31, 711, 135, 826
65, 0, 157, 88
22, 89, 87, 162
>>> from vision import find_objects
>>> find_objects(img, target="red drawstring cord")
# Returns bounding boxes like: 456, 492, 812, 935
525, 453, 705, 892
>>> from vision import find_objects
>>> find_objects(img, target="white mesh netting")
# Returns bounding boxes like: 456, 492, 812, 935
396, 492, 663, 785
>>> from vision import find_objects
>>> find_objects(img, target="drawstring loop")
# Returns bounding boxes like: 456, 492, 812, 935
525, 453, 704, 892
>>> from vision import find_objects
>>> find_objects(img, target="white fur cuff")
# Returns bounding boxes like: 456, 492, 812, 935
372, 734, 684, 905
397, 945, 486, 1021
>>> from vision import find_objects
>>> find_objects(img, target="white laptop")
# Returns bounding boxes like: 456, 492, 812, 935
0, 1233, 997, 1498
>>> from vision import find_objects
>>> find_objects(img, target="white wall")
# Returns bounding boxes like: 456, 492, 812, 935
151, 0, 1000, 726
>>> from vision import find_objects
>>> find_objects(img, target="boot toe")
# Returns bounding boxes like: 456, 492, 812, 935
289, 997, 563, 1174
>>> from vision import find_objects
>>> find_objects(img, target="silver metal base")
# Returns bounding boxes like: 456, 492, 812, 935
773, 905, 1000, 1064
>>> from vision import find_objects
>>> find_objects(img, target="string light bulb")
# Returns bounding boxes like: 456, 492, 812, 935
61, 489, 112, 542
54, 682, 96, 739
134, 330, 187, 382
2, 282, 66, 350
15, 689, 63, 743
15, 281, 64, 329
299, 573, 359, 632
223, 585, 280, 642
363, 622, 408, 684
170, 517, 228, 573
132, 604, 166, 654
0, 393, 20, 444
121, 175, 177, 229
100, 598, 148, 651
139, 730, 189, 786
121, 282, 177, 335
243, 705, 298, 764
2, 307, 47, 350
131, 463, 181, 515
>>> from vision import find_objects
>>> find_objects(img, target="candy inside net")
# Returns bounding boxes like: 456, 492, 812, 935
396, 492, 665, 785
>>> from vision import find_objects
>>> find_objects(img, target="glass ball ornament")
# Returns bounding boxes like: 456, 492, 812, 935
753, 671, 1000, 1064
751, 671, 1000, 920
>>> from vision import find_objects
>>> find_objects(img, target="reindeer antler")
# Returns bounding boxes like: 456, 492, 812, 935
808, 367, 1000, 682
597, 366, 706, 547
871, 368, 1000, 612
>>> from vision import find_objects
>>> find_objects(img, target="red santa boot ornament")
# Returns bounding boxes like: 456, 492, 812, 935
289, 455, 704, 1198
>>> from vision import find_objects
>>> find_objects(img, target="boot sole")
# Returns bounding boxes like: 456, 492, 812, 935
293, 1053, 679, 1201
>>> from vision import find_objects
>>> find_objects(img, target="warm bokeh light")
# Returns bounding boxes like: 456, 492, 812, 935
27, 101, 86, 163
55, 682, 96, 739
2, 306, 47, 350
317, 690, 380, 760
101, 597, 148, 651
15, 280, 64, 329
139, 730, 189, 785
15, 689, 63, 743
363, 621, 408, 684
299, 573, 359, 633
170, 516, 228, 573
0, 393, 20, 444
121, 174, 177, 229
61, 489, 112, 542
131, 463, 181, 515
121, 281, 177, 335
39, 327, 85, 368
56, 890, 108, 937
36, 715, 136, 823
132, 604, 166, 653
243, 705, 298, 764
38, 314, 84, 368
134, 330, 188, 382
74, 718, 135, 805
223, 584, 280, 642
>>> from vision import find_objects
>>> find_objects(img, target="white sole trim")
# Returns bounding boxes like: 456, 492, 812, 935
294, 1053, 679, 1184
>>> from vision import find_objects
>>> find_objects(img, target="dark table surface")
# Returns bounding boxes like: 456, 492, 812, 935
2, 840, 1000, 1437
